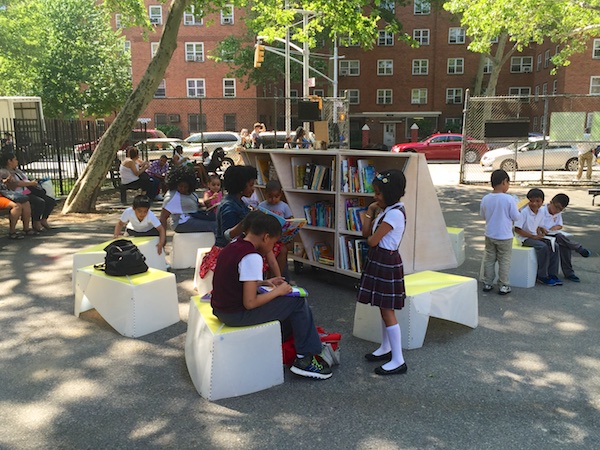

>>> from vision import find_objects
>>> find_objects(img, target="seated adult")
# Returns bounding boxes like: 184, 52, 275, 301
0, 152, 56, 232
0, 177, 33, 239
159, 165, 216, 234
146, 154, 169, 199
119, 146, 156, 200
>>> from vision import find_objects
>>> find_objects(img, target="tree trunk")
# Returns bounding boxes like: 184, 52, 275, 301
62, 0, 190, 213
485, 33, 517, 97
473, 54, 486, 96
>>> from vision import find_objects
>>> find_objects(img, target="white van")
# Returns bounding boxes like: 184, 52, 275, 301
184, 131, 240, 155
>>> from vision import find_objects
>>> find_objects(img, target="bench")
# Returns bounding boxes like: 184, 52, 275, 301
590, 189, 600, 206
353, 270, 478, 350
74, 265, 179, 338
171, 232, 215, 269
478, 238, 537, 289
110, 158, 144, 204
446, 227, 465, 266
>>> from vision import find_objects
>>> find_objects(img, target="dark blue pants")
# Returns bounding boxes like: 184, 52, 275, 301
523, 238, 559, 278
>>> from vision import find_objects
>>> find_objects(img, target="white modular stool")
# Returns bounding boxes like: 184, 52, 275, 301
185, 295, 283, 401
171, 232, 215, 270
353, 271, 478, 350
72, 236, 168, 294
446, 227, 465, 267
193, 248, 213, 291
75, 265, 179, 338
479, 238, 537, 288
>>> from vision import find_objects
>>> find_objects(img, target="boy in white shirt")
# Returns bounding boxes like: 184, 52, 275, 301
480, 169, 521, 295
114, 195, 166, 255
538, 193, 591, 282
514, 188, 561, 286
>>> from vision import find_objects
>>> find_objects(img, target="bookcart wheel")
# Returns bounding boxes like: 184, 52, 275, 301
293, 261, 304, 274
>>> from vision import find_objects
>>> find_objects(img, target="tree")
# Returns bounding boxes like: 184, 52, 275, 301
444, 0, 600, 95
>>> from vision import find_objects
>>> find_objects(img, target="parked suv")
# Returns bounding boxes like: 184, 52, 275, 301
184, 131, 240, 154
74, 128, 167, 162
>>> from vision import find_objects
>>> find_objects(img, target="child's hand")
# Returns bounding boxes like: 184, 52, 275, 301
156, 242, 164, 255
274, 282, 292, 296
266, 276, 286, 286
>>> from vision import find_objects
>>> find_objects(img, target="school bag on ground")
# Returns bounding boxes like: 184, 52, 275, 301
94, 239, 148, 276
282, 326, 341, 366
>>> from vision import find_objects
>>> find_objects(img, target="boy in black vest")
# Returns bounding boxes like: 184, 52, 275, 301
211, 211, 332, 380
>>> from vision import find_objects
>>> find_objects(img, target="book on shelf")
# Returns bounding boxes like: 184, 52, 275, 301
256, 158, 270, 185
258, 206, 306, 244
341, 159, 349, 192
339, 236, 370, 273
341, 157, 377, 193
345, 197, 367, 231
303, 201, 334, 228
354, 239, 369, 271
312, 242, 333, 263
302, 163, 315, 189
258, 285, 309, 297
291, 156, 312, 189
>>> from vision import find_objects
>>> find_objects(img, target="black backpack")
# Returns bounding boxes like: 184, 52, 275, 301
94, 239, 148, 276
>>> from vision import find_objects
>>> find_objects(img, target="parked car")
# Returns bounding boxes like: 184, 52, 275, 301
116, 138, 195, 162
390, 133, 488, 163
480, 138, 582, 171
74, 128, 167, 162
184, 131, 240, 153
259, 131, 288, 148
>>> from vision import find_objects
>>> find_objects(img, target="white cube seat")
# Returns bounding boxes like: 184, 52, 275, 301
446, 227, 465, 267
185, 296, 283, 401
479, 238, 537, 289
353, 270, 478, 350
72, 236, 167, 294
75, 265, 179, 338
171, 232, 215, 269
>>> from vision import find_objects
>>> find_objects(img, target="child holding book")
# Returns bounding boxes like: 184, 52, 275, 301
211, 211, 332, 380
514, 188, 561, 286
538, 193, 591, 282
357, 169, 408, 376
114, 195, 166, 255
202, 174, 223, 214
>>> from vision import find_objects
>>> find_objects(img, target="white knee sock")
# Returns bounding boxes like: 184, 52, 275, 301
371, 320, 391, 356
381, 324, 405, 370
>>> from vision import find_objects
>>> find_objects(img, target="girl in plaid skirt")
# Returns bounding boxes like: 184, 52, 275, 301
357, 169, 407, 376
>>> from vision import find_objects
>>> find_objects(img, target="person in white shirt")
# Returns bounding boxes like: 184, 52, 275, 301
480, 169, 521, 295
576, 132, 595, 181
114, 195, 166, 255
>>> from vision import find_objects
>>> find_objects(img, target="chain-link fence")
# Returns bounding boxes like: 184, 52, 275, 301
461, 93, 600, 185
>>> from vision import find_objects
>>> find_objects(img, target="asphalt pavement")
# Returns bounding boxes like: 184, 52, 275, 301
1, 165, 599, 449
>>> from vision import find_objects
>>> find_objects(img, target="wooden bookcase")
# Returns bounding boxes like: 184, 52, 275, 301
241, 149, 458, 279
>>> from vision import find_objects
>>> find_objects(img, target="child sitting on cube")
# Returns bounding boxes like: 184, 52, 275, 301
114, 195, 166, 255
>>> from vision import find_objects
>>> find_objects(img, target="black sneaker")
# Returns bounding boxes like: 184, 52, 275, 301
579, 248, 591, 258
290, 355, 332, 380
482, 284, 493, 292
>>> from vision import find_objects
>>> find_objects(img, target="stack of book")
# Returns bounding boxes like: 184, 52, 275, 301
340, 157, 376, 193
303, 201, 334, 228
338, 236, 369, 273
290, 157, 335, 191
345, 197, 368, 231
312, 242, 334, 266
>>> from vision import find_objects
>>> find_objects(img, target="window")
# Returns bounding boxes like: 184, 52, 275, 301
224, 114, 236, 131
378, 31, 394, 46
221, 4, 234, 24
542, 83, 548, 95
413, 29, 430, 46
187, 78, 205, 97
448, 28, 466, 44
347, 89, 360, 104
590, 77, 600, 95
149, 5, 162, 25
414, 0, 431, 15
123, 41, 131, 53
490, 36, 499, 43
185, 42, 204, 62
154, 80, 166, 98
412, 59, 429, 75
508, 87, 531, 97
553, 79, 558, 95
380, 0, 395, 13
537, 54, 542, 71
593, 40, 600, 59
115, 14, 124, 29
377, 89, 393, 104
411, 88, 427, 104
446, 88, 463, 104
483, 57, 492, 74
544, 50, 550, 68
223, 78, 236, 97
510, 56, 533, 73
339, 60, 360, 76
188, 114, 207, 133
533, 116, 538, 131
155, 113, 168, 125
535, 85, 540, 99
555, 45, 560, 56
313, 89, 325, 97
445, 118, 462, 130
447, 58, 464, 74
184, 6, 203, 25
339, 35, 360, 47
378, 60, 393, 76
290, 89, 298, 98
151, 42, 159, 58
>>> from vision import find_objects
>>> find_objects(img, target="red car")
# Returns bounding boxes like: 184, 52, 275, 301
390, 133, 488, 163
74, 128, 167, 162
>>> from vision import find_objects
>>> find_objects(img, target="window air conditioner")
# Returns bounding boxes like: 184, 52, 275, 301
195, 56, 204, 62
169, 114, 180, 123
222, 17, 233, 24
150, 18, 161, 25
523, 67, 532, 73
340, 68, 349, 76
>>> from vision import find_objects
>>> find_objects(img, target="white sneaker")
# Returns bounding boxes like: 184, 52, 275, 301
499, 285, 512, 295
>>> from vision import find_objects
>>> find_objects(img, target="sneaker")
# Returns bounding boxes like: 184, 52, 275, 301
498, 285, 512, 295
579, 248, 591, 258
537, 277, 558, 286
290, 355, 332, 380
565, 274, 581, 282
550, 275, 563, 286
482, 284, 493, 292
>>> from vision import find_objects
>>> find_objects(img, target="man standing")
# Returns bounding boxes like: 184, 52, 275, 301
576, 130, 595, 181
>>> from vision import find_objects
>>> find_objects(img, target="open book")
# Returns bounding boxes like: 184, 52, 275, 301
257, 285, 309, 297
258, 206, 306, 244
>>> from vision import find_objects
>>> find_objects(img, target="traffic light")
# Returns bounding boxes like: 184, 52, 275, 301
254, 44, 265, 68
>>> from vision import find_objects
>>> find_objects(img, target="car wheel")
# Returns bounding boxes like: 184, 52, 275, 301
500, 159, 518, 171
219, 157, 234, 172
405, 149, 416, 153
80, 150, 92, 163
464, 148, 479, 164
565, 157, 578, 171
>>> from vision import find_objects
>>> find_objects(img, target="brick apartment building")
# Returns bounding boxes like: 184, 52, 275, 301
121, 1, 600, 148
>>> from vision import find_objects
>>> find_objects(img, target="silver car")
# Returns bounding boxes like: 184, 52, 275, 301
480, 139, 581, 172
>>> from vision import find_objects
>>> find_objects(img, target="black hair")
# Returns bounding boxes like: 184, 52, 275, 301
372, 169, 406, 206
0, 152, 16, 168
165, 165, 198, 193
159, 154, 168, 160
552, 193, 570, 208
490, 169, 509, 188
208, 173, 221, 183
265, 179, 282, 193
527, 188, 544, 201
132, 195, 151, 209
223, 165, 257, 194
173, 145, 183, 155
244, 210, 282, 237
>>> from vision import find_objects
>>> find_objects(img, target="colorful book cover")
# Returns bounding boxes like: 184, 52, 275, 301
362, 165, 376, 193
258, 285, 309, 297
341, 159, 349, 192
258, 206, 306, 244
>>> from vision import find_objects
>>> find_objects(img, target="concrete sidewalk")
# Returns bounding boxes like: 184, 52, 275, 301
1, 172, 599, 449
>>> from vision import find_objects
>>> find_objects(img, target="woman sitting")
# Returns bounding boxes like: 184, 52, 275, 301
1, 170, 33, 239
0, 152, 56, 232
119, 146, 156, 200
159, 165, 216, 234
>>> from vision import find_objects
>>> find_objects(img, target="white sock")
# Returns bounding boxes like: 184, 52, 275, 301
381, 324, 405, 370
372, 320, 391, 356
